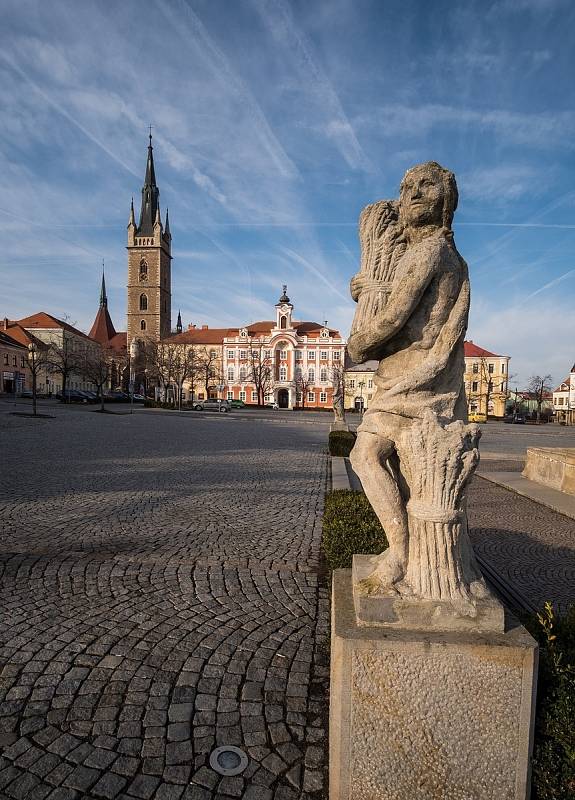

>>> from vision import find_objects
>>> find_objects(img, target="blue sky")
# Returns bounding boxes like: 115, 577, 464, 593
1, 0, 574, 386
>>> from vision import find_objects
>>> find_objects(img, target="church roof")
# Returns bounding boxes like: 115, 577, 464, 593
108, 332, 127, 353
138, 133, 160, 237
89, 305, 117, 344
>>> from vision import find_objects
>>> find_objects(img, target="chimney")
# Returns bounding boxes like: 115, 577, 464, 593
201, 324, 208, 330
188, 323, 197, 330
1, 318, 7, 330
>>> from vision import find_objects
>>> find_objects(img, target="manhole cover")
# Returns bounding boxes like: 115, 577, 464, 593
209, 745, 249, 776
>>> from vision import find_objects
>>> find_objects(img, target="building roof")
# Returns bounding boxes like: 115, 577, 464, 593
138, 133, 160, 237
225, 320, 342, 338
17, 312, 96, 342
0, 330, 27, 350
89, 306, 117, 344
463, 340, 503, 358
554, 378, 570, 392
164, 328, 231, 345
108, 332, 128, 353
1, 322, 45, 349
344, 353, 379, 372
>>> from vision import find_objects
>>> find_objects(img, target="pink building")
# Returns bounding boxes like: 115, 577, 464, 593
223, 287, 346, 409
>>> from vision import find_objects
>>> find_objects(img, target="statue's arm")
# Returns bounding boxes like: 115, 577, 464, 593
348, 258, 437, 362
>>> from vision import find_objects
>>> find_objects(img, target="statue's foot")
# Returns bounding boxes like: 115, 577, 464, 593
357, 551, 405, 596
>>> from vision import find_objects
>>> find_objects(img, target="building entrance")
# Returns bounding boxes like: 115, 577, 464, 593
278, 388, 289, 408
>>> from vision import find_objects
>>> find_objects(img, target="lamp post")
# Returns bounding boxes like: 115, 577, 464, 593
129, 338, 138, 415
358, 380, 365, 417
27, 342, 37, 417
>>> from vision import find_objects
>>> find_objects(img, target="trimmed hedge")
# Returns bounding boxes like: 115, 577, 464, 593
525, 602, 575, 800
328, 430, 357, 457
322, 490, 388, 571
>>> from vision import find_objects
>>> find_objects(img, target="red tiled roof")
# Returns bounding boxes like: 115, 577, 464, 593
89, 306, 117, 344
225, 321, 342, 338
554, 378, 570, 392
108, 332, 127, 353
464, 340, 502, 358
17, 312, 96, 342
0, 330, 27, 350
164, 328, 230, 345
2, 323, 45, 349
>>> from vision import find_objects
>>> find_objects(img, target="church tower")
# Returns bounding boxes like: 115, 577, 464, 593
127, 133, 172, 342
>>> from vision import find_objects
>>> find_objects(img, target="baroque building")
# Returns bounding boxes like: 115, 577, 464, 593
127, 133, 172, 343
463, 341, 510, 418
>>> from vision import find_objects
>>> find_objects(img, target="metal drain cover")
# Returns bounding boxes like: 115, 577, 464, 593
209, 745, 249, 776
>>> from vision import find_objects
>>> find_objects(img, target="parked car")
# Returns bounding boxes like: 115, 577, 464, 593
265, 402, 279, 410
504, 414, 525, 424
468, 412, 487, 423
57, 389, 92, 404
193, 399, 231, 412
103, 391, 130, 403
229, 399, 246, 409
132, 394, 146, 403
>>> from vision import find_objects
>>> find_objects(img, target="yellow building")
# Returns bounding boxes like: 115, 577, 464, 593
464, 341, 510, 419
343, 357, 378, 412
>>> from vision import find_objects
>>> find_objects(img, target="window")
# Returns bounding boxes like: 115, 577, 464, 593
227, 350, 234, 359
308, 351, 315, 360
21, 356, 26, 367
239, 390, 246, 401
279, 366, 287, 381
251, 350, 258, 358
472, 363, 478, 374
320, 391, 327, 403
251, 391, 258, 402
472, 381, 478, 392
279, 349, 287, 360
295, 367, 302, 379
296, 392, 302, 403
139, 293, 148, 311
239, 367, 247, 381
349, 379, 355, 389
333, 351, 341, 361
12, 355, 16, 366
308, 368, 315, 383
3, 354, 8, 365
227, 391, 233, 401
227, 367, 234, 381
320, 351, 328, 360
209, 368, 216, 378
308, 391, 315, 403
210, 350, 217, 359
264, 394, 273, 402
320, 368, 327, 382
501, 363, 506, 374
264, 349, 271, 359
368, 379, 373, 389
488, 363, 494, 374
295, 350, 303, 361
240, 350, 247, 360
140, 320, 146, 331
139, 258, 148, 280
280, 316, 287, 329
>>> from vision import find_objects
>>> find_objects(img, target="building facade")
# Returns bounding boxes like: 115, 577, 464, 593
0, 329, 31, 394
343, 357, 378, 411
222, 288, 346, 409
127, 134, 172, 344
463, 341, 510, 418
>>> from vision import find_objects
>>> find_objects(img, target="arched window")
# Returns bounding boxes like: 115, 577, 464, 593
239, 367, 247, 381
280, 315, 287, 329
279, 366, 287, 381
308, 368, 315, 383
139, 258, 148, 281
320, 368, 328, 382
140, 293, 148, 311
140, 320, 146, 331
227, 367, 234, 381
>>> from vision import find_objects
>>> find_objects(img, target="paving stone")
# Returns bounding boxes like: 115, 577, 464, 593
91, 772, 128, 799
63, 764, 100, 791
126, 774, 161, 799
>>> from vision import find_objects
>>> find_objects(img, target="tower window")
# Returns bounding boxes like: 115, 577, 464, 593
140, 320, 147, 331
280, 315, 287, 329
139, 258, 148, 281
140, 293, 148, 311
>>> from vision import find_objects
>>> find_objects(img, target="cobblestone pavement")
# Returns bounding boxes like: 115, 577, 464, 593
468, 475, 575, 614
0, 410, 331, 800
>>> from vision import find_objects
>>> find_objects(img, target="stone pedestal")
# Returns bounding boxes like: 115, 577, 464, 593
330, 569, 538, 800
523, 447, 575, 496
331, 421, 350, 432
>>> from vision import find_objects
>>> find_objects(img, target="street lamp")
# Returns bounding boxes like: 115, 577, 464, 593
27, 342, 37, 417
129, 337, 138, 414
358, 380, 365, 417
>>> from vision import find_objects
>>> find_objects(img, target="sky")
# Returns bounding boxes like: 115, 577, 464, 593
1, 0, 574, 387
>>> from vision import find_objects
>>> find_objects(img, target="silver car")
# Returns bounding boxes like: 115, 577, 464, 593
193, 398, 231, 413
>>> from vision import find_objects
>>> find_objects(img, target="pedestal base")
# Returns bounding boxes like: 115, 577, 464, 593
330, 569, 538, 800
331, 421, 350, 432
352, 554, 505, 633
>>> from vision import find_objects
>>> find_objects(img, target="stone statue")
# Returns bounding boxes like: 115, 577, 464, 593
348, 162, 499, 627
332, 367, 346, 426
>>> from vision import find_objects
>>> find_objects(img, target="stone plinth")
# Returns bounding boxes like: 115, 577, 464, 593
352, 554, 505, 634
523, 447, 575, 496
330, 569, 538, 800
330, 422, 350, 432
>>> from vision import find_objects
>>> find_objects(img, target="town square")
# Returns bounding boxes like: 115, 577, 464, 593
2, 1, 575, 799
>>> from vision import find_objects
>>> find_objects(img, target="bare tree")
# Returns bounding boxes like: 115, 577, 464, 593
246, 339, 274, 406
198, 347, 222, 398
171, 345, 203, 409
48, 334, 83, 399
81, 345, 115, 411
294, 368, 314, 409
527, 374, 553, 423
143, 340, 176, 402
26, 341, 51, 416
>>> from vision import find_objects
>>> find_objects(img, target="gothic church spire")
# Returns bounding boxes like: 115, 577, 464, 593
138, 131, 160, 236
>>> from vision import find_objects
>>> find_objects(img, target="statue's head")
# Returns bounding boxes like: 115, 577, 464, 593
399, 161, 458, 231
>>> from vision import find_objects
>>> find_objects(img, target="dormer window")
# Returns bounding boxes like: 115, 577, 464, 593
240, 328, 248, 338
320, 328, 329, 338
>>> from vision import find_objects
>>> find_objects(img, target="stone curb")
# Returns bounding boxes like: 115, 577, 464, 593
477, 471, 575, 522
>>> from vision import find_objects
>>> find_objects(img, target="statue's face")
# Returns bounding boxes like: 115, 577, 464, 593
400, 167, 444, 228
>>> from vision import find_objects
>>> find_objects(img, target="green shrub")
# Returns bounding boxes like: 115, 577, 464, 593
328, 430, 357, 457
322, 490, 387, 571
524, 602, 575, 799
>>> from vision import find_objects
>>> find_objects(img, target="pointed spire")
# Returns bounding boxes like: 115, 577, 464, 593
128, 197, 135, 226
176, 310, 182, 334
100, 261, 107, 308
154, 206, 161, 227
138, 130, 159, 236
165, 208, 170, 235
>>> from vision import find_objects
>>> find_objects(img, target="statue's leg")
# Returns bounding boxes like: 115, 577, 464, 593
350, 430, 408, 591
